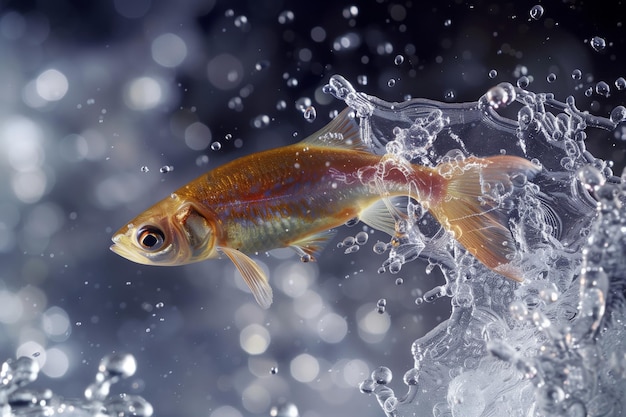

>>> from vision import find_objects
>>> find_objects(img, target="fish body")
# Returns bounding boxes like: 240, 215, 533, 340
111, 109, 539, 308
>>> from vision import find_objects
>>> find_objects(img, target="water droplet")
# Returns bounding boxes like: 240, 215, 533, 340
303, 106, 316, 123
403, 368, 419, 385
300, 254, 312, 263
99, 353, 137, 379
277, 10, 294, 24
395, 278, 404, 285
387, 78, 396, 88
488, 69, 498, 79
371, 366, 392, 384
140, 166, 149, 173
590, 36, 606, 52
359, 378, 376, 393
529, 5, 544, 20
210, 142, 221, 151
517, 76, 530, 88
355, 231, 369, 245
159, 165, 173, 173
485, 83, 516, 109
610, 106, 626, 124
572, 69, 582, 80
595, 81, 610, 97
547, 73, 557, 83
344, 245, 360, 254
373, 241, 388, 254
394, 54, 404, 65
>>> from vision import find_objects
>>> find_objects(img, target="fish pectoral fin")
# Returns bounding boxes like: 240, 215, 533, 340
359, 198, 405, 237
218, 246, 273, 309
289, 229, 337, 261
301, 108, 365, 151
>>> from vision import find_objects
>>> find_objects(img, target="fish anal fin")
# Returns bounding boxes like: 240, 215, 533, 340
289, 229, 337, 261
219, 246, 273, 309
429, 155, 540, 282
359, 199, 404, 237
301, 108, 365, 151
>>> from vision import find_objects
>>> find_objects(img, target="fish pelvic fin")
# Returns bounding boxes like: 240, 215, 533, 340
219, 246, 273, 309
301, 108, 366, 151
428, 155, 541, 281
289, 229, 337, 261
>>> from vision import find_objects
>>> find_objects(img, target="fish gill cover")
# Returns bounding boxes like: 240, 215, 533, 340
0, 1, 625, 417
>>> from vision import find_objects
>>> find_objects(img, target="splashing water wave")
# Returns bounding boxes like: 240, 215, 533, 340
2, 75, 625, 417
325, 75, 625, 417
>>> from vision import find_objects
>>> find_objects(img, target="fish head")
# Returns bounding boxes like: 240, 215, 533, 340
110, 194, 219, 266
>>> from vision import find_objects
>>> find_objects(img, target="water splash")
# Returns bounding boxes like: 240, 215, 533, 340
325, 75, 626, 417
0, 353, 152, 417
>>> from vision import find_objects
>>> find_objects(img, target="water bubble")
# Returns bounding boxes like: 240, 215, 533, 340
383, 396, 398, 412
572, 69, 582, 80
376, 298, 387, 314
270, 367, 278, 375
371, 366, 392, 384
395, 278, 403, 285
387, 78, 396, 88
590, 36, 606, 52
529, 5, 544, 20
517, 76, 530, 88
355, 231, 369, 245
488, 69, 498, 79
485, 83, 516, 109
615, 77, 626, 90
277, 10, 294, 24
584, 87, 593, 97
210, 142, 221, 151
595, 81, 610, 97
303, 106, 316, 123
373, 241, 388, 254
394, 54, 404, 65
359, 378, 376, 393
547, 73, 557, 83
610, 106, 626, 124
159, 165, 173, 173
344, 245, 360, 254
140, 166, 149, 173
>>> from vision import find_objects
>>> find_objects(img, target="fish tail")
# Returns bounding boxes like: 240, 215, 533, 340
427, 155, 540, 281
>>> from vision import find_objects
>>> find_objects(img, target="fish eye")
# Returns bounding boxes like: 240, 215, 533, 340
137, 226, 165, 251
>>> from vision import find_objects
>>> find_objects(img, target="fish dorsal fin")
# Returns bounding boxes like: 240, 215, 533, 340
301, 108, 366, 151
289, 229, 337, 261
219, 246, 273, 309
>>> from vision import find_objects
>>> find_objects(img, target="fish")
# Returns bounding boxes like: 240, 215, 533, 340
110, 108, 540, 308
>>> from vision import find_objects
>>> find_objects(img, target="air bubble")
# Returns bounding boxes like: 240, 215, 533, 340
140, 166, 149, 173
387, 79, 396, 88
373, 241, 388, 254
376, 298, 387, 314
159, 165, 173, 173
547, 73, 557, 83
488, 69, 498, 79
485, 83, 516, 109
394, 55, 404, 65
572, 69, 582, 80
590, 36, 606, 52
344, 245, 360, 254
359, 378, 376, 393
210, 142, 221, 151
270, 403, 299, 417
270, 367, 278, 375
395, 278, 403, 285
443, 19, 452, 27
615, 77, 626, 90
529, 5, 544, 20
276, 100, 287, 110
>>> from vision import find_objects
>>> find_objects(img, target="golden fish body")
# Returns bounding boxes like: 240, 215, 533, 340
111, 109, 539, 308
